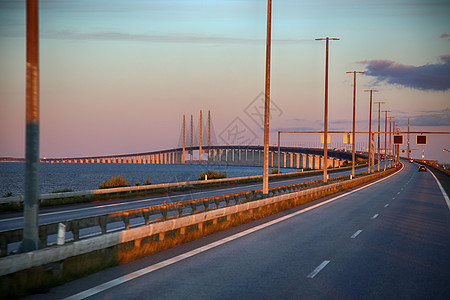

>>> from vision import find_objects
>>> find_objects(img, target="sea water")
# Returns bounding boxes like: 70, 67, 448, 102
0, 162, 295, 197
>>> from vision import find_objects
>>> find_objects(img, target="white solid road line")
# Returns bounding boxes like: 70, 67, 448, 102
64, 166, 403, 299
307, 260, 331, 278
429, 170, 450, 211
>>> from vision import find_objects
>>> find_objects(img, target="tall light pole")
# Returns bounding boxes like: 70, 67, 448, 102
444, 148, 449, 169
382, 110, 390, 170
374, 101, 385, 171
364, 89, 379, 173
389, 116, 392, 167
262, 0, 272, 195
316, 37, 339, 182
277, 131, 281, 174
346, 71, 363, 178
20, 0, 41, 253
407, 117, 410, 159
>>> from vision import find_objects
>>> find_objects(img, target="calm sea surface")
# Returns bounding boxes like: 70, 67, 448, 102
0, 162, 296, 197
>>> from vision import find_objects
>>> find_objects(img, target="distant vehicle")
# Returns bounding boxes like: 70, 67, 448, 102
410, 159, 414, 163
418, 165, 427, 172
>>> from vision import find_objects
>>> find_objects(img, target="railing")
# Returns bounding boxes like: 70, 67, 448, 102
0, 168, 377, 257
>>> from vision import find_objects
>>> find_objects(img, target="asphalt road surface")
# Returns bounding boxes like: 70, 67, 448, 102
28, 161, 450, 299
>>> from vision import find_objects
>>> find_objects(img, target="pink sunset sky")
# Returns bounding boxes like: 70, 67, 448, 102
1, 0, 449, 162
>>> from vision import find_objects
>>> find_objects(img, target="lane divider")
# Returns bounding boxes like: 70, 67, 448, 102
350, 230, 363, 239
307, 260, 331, 278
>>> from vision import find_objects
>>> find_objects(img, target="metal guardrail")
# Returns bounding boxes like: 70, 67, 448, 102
0, 168, 377, 257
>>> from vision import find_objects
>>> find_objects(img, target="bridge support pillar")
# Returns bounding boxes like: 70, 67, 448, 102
220, 150, 225, 165
247, 150, 254, 166
233, 149, 239, 165
306, 154, 312, 169
269, 151, 273, 168
315, 156, 321, 170
225, 150, 230, 164
240, 150, 246, 165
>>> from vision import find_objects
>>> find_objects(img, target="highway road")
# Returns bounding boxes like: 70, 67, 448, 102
0, 165, 368, 232
28, 161, 449, 299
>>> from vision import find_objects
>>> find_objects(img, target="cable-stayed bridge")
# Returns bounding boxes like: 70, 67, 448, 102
40, 110, 363, 169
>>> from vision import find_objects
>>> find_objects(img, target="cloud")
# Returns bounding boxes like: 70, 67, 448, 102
40, 30, 311, 45
410, 108, 450, 126
359, 55, 450, 91
394, 108, 450, 127
441, 33, 449, 39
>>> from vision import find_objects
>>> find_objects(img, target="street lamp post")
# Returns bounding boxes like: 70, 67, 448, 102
382, 110, 390, 170
277, 131, 281, 174
316, 37, 339, 182
20, 0, 41, 253
389, 116, 393, 167
364, 89, 379, 173
262, 0, 272, 195
374, 101, 385, 171
407, 117, 410, 160
346, 71, 363, 178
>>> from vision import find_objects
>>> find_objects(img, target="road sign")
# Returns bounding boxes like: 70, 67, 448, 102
416, 135, 427, 145
343, 134, 353, 144
393, 135, 403, 145
321, 134, 331, 144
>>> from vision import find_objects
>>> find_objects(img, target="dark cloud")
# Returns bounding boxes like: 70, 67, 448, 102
359, 55, 450, 91
394, 108, 450, 127
410, 108, 450, 126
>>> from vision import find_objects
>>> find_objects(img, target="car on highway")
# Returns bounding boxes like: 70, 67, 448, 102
418, 165, 427, 172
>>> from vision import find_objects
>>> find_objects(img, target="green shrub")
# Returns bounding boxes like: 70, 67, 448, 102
2, 192, 13, 198
99, 175, 129, 189
199, 170, 226, 180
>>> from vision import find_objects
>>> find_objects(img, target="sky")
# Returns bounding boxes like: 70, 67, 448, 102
0, 0, 449, 163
